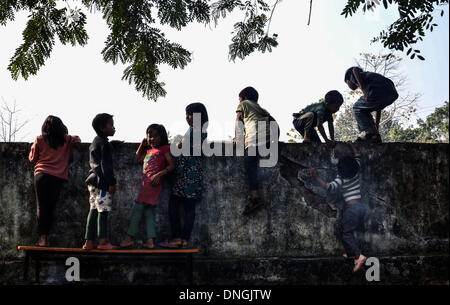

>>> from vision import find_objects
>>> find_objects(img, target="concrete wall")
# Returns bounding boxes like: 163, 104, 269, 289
0, 142, 448, 284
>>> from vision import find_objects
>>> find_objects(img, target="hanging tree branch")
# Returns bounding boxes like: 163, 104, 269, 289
307, 0, 313, 25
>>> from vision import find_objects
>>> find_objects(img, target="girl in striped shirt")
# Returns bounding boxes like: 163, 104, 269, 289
310, 141, 367, 272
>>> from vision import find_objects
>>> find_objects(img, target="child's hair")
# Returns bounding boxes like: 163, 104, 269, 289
344, 66, 363, 84
186, 102, 209, 130
239, 86, 259, 103
324, 90, 344, 105
41, 115, 68, 149
92, 113, 113, 136
146, 124, 169, 146
337, 156, 360, 179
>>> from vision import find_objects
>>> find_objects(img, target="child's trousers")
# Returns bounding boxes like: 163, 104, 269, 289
34, 173, 64, 236
168, 195, 197, 241
85, 209, 108, 240
292, 113, 321, 142
127, 203, 156, 239
244, 148, 260, 191
353, 94, 398, 132
85, 185, 112, 240
341, 202, 367, 257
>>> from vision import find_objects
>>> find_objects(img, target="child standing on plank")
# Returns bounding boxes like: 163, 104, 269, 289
120, 124, 174, 249
344, 66, 399, 143
82, 113, 118, 250
292, 90, 343, 145
29, 115, 80, 247
310, 141, 367, 272
235, 86, 275, 216
160, 103, 208, 249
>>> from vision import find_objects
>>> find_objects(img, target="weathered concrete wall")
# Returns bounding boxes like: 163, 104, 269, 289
0, 142, 448, 284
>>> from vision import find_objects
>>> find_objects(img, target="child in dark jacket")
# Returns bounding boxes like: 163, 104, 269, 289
82, 113, 118, 250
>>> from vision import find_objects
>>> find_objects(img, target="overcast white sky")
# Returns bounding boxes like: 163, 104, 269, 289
0, 1, 448, 142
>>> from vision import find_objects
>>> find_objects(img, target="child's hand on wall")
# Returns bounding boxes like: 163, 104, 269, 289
309, 168, 318, 177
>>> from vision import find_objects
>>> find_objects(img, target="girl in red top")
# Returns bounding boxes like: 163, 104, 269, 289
29, 115, 80, 246
120, 124, 174, 249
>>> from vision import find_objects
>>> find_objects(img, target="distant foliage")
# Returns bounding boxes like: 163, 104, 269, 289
0, 98, 30, 142
386, 101, 449, 143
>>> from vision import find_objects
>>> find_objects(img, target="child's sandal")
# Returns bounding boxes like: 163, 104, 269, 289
160, 240, 182, 249
143, 243, 155, 249
97, 243, 119, 250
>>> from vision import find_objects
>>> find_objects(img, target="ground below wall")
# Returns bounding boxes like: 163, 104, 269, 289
0, 142, 448, 284
1, 255, 448, 285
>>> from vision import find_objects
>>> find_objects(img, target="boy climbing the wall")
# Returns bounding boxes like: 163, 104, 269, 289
344, 66, 399, 143
292, 90, 343, 146
309, 141, 367, 272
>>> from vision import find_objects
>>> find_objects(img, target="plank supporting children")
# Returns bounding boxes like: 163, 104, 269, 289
18, 246, 199, 284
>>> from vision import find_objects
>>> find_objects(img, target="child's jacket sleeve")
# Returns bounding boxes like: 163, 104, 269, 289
86, 137, 116, 190
100, 141, 116, 187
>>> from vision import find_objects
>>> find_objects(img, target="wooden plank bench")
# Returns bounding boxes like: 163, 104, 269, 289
18, 246, 200, 284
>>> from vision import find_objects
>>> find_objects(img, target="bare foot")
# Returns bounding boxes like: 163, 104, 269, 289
353, 254, 367, 272
143, 238, 155, 249
120, 235, 134, 248
37, 235, 47, 247
82, 240, 96, 250
97, 242, 119, 250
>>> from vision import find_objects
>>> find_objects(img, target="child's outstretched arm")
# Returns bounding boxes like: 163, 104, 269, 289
309, 168, 328, 189
29, 137, 39, 163
150, 152, 175, 186
134, 138, 148, 163
234, 111, 245, 144
317, 121, 335, 147
311, 168, 342, 194
316, 121, 328, 142
328, 122, 334, 140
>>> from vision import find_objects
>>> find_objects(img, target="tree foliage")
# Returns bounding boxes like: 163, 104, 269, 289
211, 0, 279, 61
1, 1, 447, 101
342, 0, 448, 60
1, 0, 211, 101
